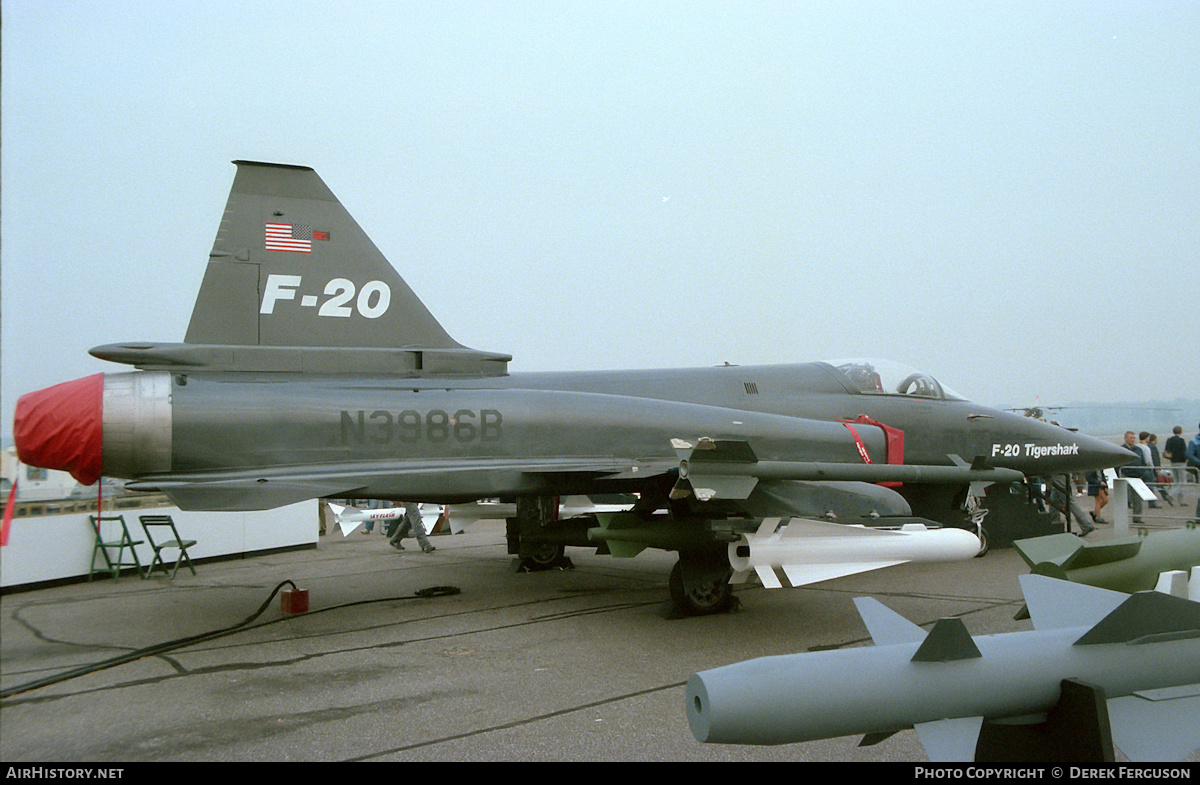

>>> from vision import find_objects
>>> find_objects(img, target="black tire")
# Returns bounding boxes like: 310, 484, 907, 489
973, 526, 990, 558
668, 559, 734, 616
525, 541, 565, 567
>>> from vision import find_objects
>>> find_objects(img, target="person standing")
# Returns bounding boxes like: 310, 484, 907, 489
1188, 425, 1200, 524
1163, 426, 1188, 505
1048, 475, 1093, 536
1086, 470, 1109, 524
1140, 432, 1161, 508
1121, 431, 1147, 523
389, 502, 436, 553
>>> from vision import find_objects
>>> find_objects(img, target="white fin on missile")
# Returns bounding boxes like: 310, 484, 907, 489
756, 517, 783, 537
779, 518, 875, 538
1108, 685, 1200, 761
755, 565, 783, 589
326, 502, 363, 537
913, 716, 984, 762
782, 560, 905, 587
1019, 574, 1128, 631
852, 596, 927, 645
1153, 569, 1196, 599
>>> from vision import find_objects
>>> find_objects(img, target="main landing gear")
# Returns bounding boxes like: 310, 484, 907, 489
508, 496, 574, 573
668, 552, 736, 616
508, 496, 738, 616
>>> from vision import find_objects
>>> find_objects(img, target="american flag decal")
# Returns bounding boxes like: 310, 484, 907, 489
265, 223, 313, 253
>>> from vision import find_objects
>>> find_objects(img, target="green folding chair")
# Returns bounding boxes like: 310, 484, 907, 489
88, 515, 145, 581
139, 515, 198, 578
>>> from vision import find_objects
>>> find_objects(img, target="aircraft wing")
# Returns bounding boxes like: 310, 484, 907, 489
126, 456, 678, 511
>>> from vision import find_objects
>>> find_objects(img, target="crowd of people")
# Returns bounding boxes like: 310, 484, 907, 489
1083, 424, 1200, 529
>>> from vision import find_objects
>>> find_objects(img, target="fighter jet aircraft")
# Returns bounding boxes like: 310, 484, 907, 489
13, 161, 1132, 614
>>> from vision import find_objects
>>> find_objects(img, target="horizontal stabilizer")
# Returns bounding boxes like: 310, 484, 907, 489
1108, 685, 1200, 761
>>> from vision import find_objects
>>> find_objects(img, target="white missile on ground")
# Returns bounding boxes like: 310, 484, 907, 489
728, 517, 982, 589
686, 574, 1200, 761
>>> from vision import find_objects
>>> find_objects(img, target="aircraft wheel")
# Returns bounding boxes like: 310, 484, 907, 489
669, 558, 734, 616
974, 526, 990, 558
527, 541, 566, 566
514, 541, 569, 572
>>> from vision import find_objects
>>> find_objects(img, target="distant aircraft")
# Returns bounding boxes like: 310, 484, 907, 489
13, 161, 1132, 614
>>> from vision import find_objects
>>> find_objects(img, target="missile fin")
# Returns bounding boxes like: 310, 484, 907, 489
1013, 533, 1083, 569
1154, 570, 1192, 599
1108, 686, 1200, 761
325, 502, 363, 537
1015, 533, 1144, 571
852, 597, 926, 645
754, 565, 783, 589
777, 518, 895, 539
911, 618, 981, 662
1019, 574, 1127, 631
1073, 590, 1200, 646
755, 517, 783, 537
913, 716, 984, 762
604, 541, 647, 558
859, 730, 900, 747
781, 560, 903, 588
729, 568, 753, 585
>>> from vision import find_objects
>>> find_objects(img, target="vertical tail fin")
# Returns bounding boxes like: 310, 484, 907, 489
186, 161, 463, 351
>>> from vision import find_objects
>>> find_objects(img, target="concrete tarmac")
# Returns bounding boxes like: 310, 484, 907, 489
1, 500, 1197, 763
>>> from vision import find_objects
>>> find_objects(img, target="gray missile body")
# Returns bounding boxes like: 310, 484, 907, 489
1015, 528, 1200, 595
686, 575, 1200, 761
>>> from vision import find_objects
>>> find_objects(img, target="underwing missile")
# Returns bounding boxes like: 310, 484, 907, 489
670, 438, 1025, 502
686, 575, 1200, 761
1015, 528, 1200, 595
728, 518, 982, 588
325, 502, 440, 537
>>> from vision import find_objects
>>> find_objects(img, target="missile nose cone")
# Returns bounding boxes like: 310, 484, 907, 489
13, 374, 104, 485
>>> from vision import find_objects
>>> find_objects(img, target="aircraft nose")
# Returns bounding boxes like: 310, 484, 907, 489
1077, 433, 1136, 471
13, 374, 105, 485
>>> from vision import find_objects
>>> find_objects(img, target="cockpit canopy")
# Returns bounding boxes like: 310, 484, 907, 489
828, 359, 965, 400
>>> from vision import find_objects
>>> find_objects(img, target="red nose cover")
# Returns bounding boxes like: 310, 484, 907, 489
13, 374, 104, 485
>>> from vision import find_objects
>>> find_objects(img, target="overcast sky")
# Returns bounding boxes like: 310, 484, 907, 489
3, 1, 1198, 440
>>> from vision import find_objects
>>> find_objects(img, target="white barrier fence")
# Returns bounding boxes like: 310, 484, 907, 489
1, 500, 320, 589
